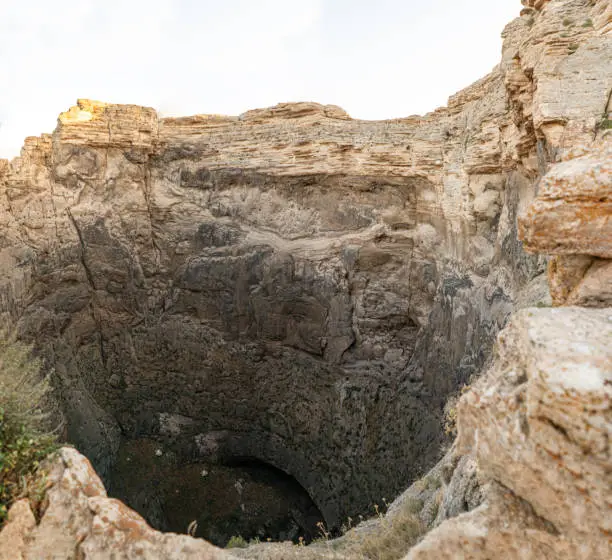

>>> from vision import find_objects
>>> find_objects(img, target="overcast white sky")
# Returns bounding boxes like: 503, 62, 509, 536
0, 0, 519, 159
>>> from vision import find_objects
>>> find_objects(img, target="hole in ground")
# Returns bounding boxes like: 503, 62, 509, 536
108, 438, 325, 547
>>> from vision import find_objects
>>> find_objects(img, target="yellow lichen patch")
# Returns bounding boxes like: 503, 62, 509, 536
58, 99, 108, 124
58, 106, 93, 124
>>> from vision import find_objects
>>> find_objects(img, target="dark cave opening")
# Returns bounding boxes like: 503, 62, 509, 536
108, 438, 325, 547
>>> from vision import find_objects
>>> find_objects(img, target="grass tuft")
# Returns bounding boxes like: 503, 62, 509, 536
350, 508, 425, 559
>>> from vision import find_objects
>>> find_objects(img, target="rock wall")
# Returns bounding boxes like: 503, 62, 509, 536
0, 0, 610, 535
404, 1, 612, 555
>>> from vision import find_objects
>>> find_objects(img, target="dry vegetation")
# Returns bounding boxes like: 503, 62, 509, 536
230, 496, 427, 560
0, 333, 57, 524
344, 503, 425, 559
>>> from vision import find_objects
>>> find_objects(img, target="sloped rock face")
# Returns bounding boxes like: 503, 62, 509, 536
407, 307, 612, 559
0, 0, 609, 541
460, 308, 611, 551
403, 1, 612, 555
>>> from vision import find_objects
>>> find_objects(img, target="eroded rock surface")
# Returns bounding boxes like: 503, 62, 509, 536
519, 141, 612, 306
0, 448, 233, 559
407, 307, 612, 559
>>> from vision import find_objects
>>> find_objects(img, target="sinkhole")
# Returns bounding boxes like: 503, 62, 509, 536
108, 439, 325, 547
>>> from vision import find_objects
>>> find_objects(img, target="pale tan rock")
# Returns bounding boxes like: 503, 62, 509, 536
0, 499, 36, 560
82, 497, 228, 560
0, 0, 611, 557
405, 307, 612, 559
519, 142, 612, 258
548, 254, 596, 304
0, 448, 233, 560
519, 137, 612, 311
0, 24, 527, 528
57, 98, 159, 150
522, 0, 551, 10
406, 483, 579, 560
549, 255, 612, 307
565, 258, 612, 306
455, 307, 612, 558
24, 447, 106, 559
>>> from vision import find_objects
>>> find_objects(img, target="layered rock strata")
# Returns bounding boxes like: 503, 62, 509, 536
0, 0, 610, 543
404, 0, 612, 554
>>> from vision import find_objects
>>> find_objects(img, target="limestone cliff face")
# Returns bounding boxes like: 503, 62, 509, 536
403, 1, 612, 556
0, 0, 610, 537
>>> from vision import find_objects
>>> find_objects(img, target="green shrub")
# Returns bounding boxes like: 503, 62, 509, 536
423, 474, 442, 491
599, 118, 612, 130
582, 19, 593, 27
0, 333, 57, 525
430, 495, 441, 520
226, 535, 248, 548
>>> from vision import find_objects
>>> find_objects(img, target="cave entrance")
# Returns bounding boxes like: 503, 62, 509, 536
109, 439, 325, 547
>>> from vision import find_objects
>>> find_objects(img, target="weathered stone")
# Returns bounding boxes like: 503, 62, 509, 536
0, 500, 36, 560
548, 254, 597, 304
0, 448, 233, 560
0, 60, 546, 529
407, 483, 580, 560
549, 254, 612, 307
0, 0, 610, 554
520, 142, 612, 259
409, 307, 612, 559
565, 258, 612, 306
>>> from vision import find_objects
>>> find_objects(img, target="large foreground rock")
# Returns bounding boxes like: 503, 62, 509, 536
407, 307, 612, 559
0, 448, 234, 560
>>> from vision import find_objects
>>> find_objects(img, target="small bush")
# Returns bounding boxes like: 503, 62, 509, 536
582, 19, 593, 28
423, 474, 442, 491
0, 333, 57, 525
430, 493, 441, 520
568, 43, 579, 54
226, 535, 248, 549
562, 17, 573, 27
